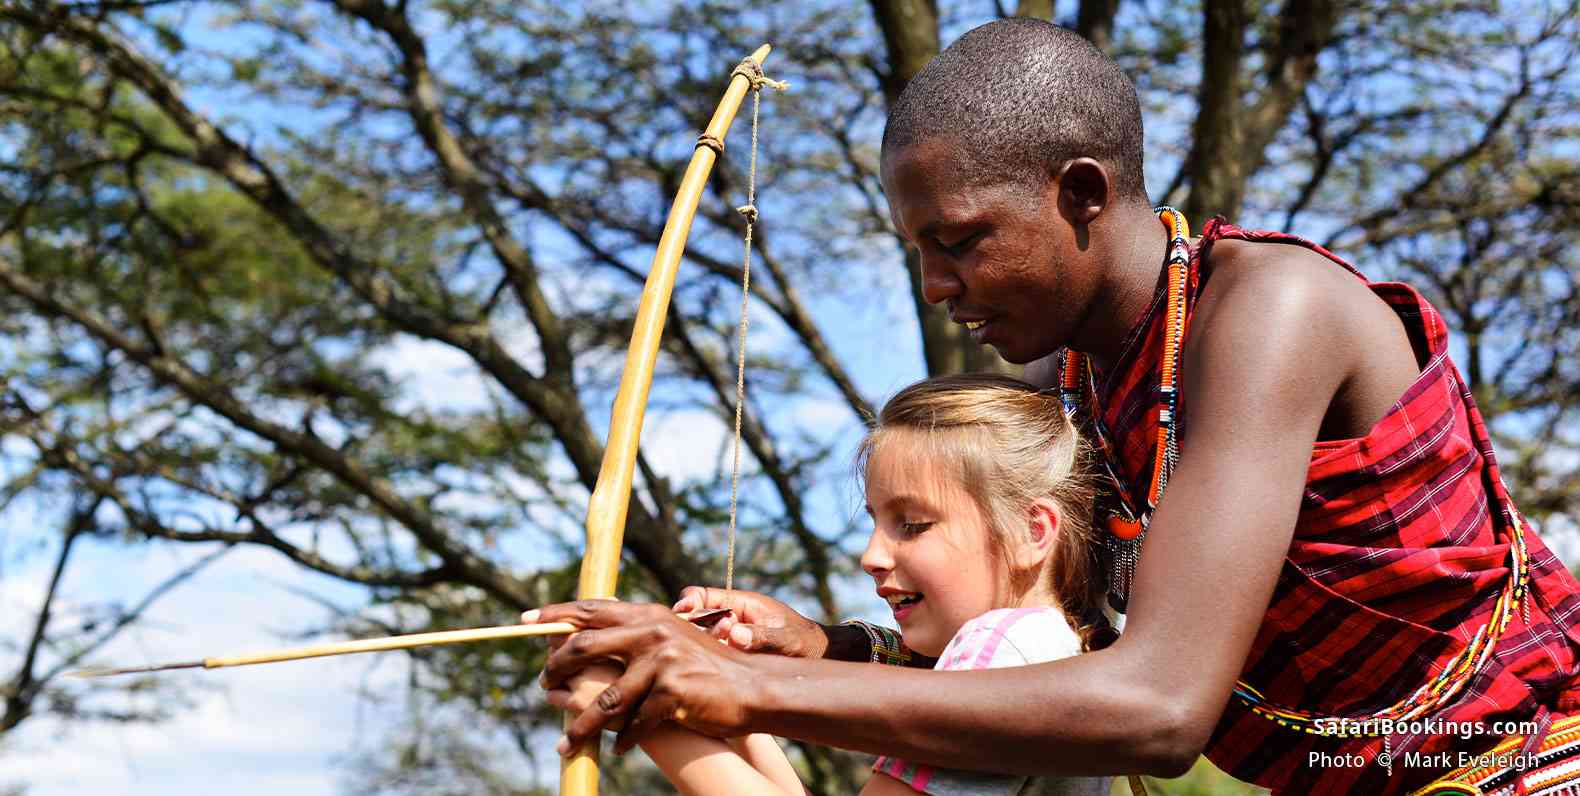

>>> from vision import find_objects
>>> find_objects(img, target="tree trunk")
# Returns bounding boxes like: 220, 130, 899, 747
1076, 0, 1122, 52
1182, 0, 1250, 222
1015, 0, 1054, 20
870, 0, 1015, 376
1183, 0, 1341, 221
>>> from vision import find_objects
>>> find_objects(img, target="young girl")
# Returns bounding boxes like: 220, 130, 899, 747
553, 374, 1112, 796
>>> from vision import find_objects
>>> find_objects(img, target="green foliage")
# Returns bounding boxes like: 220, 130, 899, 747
1127, 757, 1268, 795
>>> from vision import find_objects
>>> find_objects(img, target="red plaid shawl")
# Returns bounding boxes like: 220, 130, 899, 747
1095, 219, 1580, 794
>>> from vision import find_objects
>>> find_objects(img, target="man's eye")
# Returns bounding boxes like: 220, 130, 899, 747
936, 233, 980, 256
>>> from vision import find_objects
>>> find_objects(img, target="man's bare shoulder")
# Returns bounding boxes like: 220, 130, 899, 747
1202, 238, 1376, 310
1194, 237, 1416, 350
1195, 236, 1420, 439
1190, 239, 1350, 343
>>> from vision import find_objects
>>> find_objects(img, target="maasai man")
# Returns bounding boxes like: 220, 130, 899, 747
531, 18, 1580, 795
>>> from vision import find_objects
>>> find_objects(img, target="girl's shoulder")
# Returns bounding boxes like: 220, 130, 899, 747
934, 607, 1082, 672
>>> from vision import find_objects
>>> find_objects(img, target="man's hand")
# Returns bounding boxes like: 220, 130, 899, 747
672, 586, 828, 658
527, 600, 760, 754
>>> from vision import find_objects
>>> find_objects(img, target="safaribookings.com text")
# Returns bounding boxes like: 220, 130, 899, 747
1312, 718, 1542, 740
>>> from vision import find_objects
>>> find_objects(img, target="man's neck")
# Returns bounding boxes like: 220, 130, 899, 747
1072, 204, 1171, 373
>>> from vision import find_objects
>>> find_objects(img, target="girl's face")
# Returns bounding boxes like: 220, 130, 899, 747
861, 434, 1039, 657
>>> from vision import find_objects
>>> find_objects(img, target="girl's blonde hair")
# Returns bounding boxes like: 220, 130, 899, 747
857, 373, 1111, 650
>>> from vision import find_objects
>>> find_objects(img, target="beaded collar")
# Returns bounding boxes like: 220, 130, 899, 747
1059, 206, 1191, 611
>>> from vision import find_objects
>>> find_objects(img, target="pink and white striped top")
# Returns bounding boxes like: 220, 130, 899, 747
870, 607, 1108, 795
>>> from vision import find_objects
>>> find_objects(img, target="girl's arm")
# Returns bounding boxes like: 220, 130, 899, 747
648, 728, 916, 796
560, 662, 804, 796
860, 772, 921, 796
726, 733, 805, 794
640, 726, 804, 796
566, 668, 989, 796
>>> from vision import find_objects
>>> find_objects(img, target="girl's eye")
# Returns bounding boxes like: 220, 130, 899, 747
900, 521, 933, 537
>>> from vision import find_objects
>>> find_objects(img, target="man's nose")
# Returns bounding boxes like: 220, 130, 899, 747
917, 251, 962, 306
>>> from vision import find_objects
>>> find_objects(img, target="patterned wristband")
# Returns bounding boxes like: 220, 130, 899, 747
841, 620, 914, 667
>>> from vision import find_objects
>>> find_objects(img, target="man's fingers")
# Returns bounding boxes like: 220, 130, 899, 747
674, 585, 724, 613
671, 585, 708, 613
728, 623, 757, 650
563, 663, 655, 750
541, 622, 675, 689
722, 622, 798, 654
540, 624, 637, 689
674, 585, 760, 615
547, 686, 630, 732
526, 598, 664, 631
613, 670, 674, 755
562, 681, 629, 748
709, 614, 735, 641
546, 661, 623, 712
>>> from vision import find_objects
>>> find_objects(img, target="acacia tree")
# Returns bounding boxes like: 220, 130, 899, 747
0, 1, 1574, 794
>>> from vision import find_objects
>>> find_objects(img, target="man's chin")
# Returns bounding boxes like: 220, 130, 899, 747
994, 347, 1036, 365
970, 322, 1060, 365
987, 340, 1052, 366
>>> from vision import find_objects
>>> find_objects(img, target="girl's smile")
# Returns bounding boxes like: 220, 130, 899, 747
880, 587, 924, 622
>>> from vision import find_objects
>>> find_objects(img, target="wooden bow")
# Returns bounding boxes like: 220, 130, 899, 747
561, 43, 777, 796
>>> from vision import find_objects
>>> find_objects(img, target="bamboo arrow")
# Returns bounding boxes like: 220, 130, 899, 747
66, 609, 731, 678
67, 622, 578, 677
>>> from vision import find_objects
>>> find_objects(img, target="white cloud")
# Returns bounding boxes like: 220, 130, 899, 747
642, 408, 732, 483
365, 335, 492, 414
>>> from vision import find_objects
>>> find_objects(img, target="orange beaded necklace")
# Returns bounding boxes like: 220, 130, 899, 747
1059, 206, 1191, 610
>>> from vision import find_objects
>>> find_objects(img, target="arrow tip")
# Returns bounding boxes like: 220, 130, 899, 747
66, 661, 204, 678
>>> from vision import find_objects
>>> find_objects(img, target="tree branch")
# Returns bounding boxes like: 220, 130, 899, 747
329, 0, 576, 386
4, 6, 703, 598
0, 258, 528, 607
2, 503, 94, 733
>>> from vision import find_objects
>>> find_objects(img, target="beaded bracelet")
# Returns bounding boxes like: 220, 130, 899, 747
840, 620, 915, 667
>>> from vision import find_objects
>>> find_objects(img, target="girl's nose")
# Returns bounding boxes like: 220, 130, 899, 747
860, 531, 893, 578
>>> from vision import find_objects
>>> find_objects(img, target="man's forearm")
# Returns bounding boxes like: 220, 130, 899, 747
746, 646, 1194, 778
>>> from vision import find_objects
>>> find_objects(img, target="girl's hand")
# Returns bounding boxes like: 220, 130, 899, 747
545, 659, 626, 718
672, 586, 828, 658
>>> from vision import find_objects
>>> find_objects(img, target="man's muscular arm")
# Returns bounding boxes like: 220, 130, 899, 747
539, 257, 1361, 778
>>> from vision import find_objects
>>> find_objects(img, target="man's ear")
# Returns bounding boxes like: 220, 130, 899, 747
1015, 499, 1061, 570
1053, 158, 1111, 228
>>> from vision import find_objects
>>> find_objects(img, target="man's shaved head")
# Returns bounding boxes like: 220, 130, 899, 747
882, 18, 1146, 201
